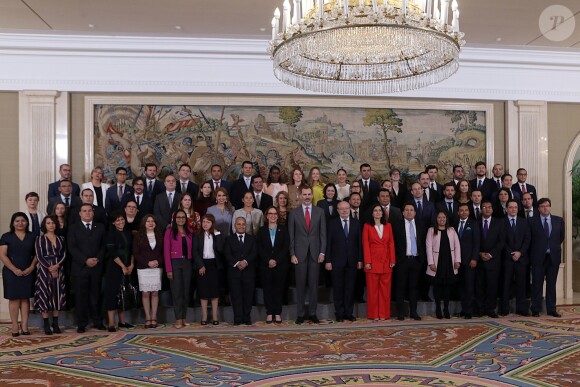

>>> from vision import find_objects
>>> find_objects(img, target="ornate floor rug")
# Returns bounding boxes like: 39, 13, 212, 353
0, 306, 578, 386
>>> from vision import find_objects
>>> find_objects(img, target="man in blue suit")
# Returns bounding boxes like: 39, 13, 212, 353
529, 198, 565, 317
500, 199, 531, 316
325, 201, 363, 322
512, 168, 538, 207
47, 163, 80, 199
105, 167, 134, 214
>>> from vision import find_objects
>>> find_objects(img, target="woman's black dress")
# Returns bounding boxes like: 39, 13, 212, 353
1, 232, 36, 300
433, 231, 457, 285
103, 228, 133, 310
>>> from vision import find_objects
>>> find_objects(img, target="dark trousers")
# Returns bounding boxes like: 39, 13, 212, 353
228, 267, 255, 323
169, 258, 192, 320
354, 269, 366, 302
395, 256, 421, 318
74, 268, 102, 327
295, 253, 320, 316
475, 263, 500, 315
501, 260, 528, 314
260, 264, 288, 315
331, 265, 358, 319
460, 263, 476, 314
531, 255, 559, 314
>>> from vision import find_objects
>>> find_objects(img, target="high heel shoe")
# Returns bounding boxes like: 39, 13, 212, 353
435, 304, 443, 319
52, 324, 62, 334
19, 324, 30, 335
44, 320, 53, 335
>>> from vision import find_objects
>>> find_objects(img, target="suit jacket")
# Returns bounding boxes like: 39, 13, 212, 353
435, 200, 460, 225
192, 232, 225, 270
417, 187, 440, 203
206, 179, 232, 193
48, 180, 81, 199
469, 178, 496, 201
132, 232, 164, 270
46, 195, 82, 214
256, 224, 290, 269
491, 189, 521, 205
131, 194, 154, 222
479, 217, 505, 270
325, 217, 362, 268
81, 182, 111, 206
512, 182, 538, 206
455, 218, 480, 265
105, 184, 135, 214
67, 221, 106, 275
430, 181, 444, 197
390, 183, 409, 209
426, 227, 462, 276
231, 177, 253, 210
25, 211, 45, 234
69, 204, 107, 226
362, 223, 395, 273
252, 192, 274, 213
153, 191, 181, 230
468, 203, 483, 221
411, 198, 436, 226
144, 178, 165, 202
394, 219, 427, 265
502, 216, 531, 265
317, 199, 340, 222
528, 214, 564, 266
359, 179, 380, 200
176, 180, 199, 200
288, 204, 327, 262
224, 233, 257, 270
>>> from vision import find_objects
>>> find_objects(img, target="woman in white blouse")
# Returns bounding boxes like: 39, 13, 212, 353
264, 165, 288, 204
81, 166, 111, 208
231, 191, 264, 236
335, 168, 351, 201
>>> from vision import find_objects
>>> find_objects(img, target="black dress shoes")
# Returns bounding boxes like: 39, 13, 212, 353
548, 311, 562, 318
411, 314, 421, 321
77, 326, 86, 333
531, 312, 540, 317
335, 318, 344, 323
487, 312, 499, 318
309, 315, 320, 324
295, 316, 305, 324
347, 316, 356, 322
464, 313, 472, 320
397, 316, 404, 321
94, 324, 107, 331
516, 311, 530, 317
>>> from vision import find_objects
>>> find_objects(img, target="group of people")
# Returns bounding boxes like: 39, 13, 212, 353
0, 159, 564, 335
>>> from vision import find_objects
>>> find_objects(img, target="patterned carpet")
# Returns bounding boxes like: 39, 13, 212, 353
0, 306, 578, 386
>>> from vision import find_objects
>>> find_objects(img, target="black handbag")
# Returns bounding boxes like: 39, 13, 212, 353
117, 275, 138, 311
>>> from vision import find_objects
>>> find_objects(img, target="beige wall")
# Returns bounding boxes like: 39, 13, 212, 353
0, 92, 20, 233
547, 103, 580, 216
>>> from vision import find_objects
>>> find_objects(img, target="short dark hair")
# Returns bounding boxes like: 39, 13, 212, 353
250, 174, 263, 185
443, 182, 456, 189
179, 164, 191, 171
132, 176, 145, 185
144, 163, 157, 170
453, 165, 463, 173
211, 164, 222, 171
242, 160, 253, 168
25, 192, 39, 200
349, 192, 361, 200
115, 167, 127, 174
359, 163, 371, 171
425, 165, 438, 172
474, 161, 486, 168
323, 183, 338, 200
538, 197, 551, 207
501, 173, 512, 182
516, 168, 527, 174
81, 188, 93, 196
9, 212, 29, 233
506, 199, 519, 207
40, 214, 59, 234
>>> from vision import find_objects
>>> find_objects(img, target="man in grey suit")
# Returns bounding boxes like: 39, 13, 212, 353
153, 174, 181, 230
288, 185, 327, 324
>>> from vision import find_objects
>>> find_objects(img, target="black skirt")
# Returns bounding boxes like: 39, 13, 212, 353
197, 259, 220, 299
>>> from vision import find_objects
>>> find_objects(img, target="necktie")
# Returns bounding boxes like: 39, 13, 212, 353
353, 210, 358, 220
215, 181, 220, 190
343, 219, 349, 237
328, 204, 333, 215
477, 180, 482, 189
483, 219, 489, 238
458, 220, 465, 237
245, 178, 250, 189
511, 218, 516, 230
527, 210, 532, 219
476, 207, 480, 219
168, 192, 173, 208
383, 206, 389, 219
136, 195, 141, 206
416, 200, 422, 214
64, 197, 70, 207
448, 202, 453, 213
86, 223, 91, 230
239, 234, 244, 245
256, 194, 261, 208
431, 182, 435, 190
31, 214, 40, 235
521, 184, 526, 193
424, 189, 429, 201
148, 180, 153, 193
409, 221, 417, 256
305, 206, 311, 233
182, 182, 187, 193
363, 180, 369, 195
496, 179, 501, 189
118, 185, 123, 199
543, 218, 550, 238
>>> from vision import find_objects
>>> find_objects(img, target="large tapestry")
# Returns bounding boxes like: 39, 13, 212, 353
94, 104, 487, 184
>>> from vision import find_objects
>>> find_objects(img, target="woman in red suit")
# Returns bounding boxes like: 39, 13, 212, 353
363, 204, 396, 320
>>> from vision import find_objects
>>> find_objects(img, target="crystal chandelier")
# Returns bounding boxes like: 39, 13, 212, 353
268, 0, 466, 95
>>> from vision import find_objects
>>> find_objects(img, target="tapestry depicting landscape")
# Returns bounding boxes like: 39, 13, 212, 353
94, 104, 487, 183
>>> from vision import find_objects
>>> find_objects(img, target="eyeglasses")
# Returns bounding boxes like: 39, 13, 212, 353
126, 206, 137, 209
175, 216, 187, 219
481, 206, 492, 209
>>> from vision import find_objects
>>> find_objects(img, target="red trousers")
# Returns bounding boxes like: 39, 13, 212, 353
366, 272, 392, 319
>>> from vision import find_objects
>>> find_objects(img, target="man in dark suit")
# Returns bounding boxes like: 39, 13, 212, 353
395, 203, 426, 321
230, 160, 255, 209
143, 163, 165, 203
48, 163, 80, 199
69, 189, 107, 226
358, 163, 380, 208
153, 174, 181, 230
435, 182, 459, 225
491, 174, 521, 204
529, 198, 565, 317
512, 168, 538, 207
374, 188, 403, 225
409, 183, 436, 226
447, 165, 465, 187
176, 163, 199, 199
251, 175, 273, 212
206, 164, 232, 193
476, 200, 505, 318
426, 165, 444, 197
491, 163, 504, 190
67, 203, 106, 332
130, 177, 153, 224
225, 216, 258, 325
468, 190, 483, 221
455, 203, 480, 319
325, 201, 363, 322
288, 185, 327, 324
418, 172, 439, 203
46, 179, 82, 214
105, 167, 134, 215
500, 199, 531, 316
521, 192, 537, 219
469, 161, 496, 201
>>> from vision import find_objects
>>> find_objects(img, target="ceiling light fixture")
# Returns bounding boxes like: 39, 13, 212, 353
268, 0, 465, 95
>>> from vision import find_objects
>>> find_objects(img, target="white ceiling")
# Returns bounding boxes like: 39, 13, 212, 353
0, 0, 579, 49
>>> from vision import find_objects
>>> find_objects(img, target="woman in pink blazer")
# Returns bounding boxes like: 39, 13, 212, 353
426, 211, 461, 319
363, 205, 396, 320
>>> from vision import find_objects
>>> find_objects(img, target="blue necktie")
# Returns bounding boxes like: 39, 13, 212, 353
483, 219, 489, 238
543, 218, 550, 238
65, 197, 70, 207
448, 202, 453, 214
343, 219, 349, 238
477, 180, 482, 189
416, 200, 422, 214
409, 221, 417, 256
511, 218, 516, 230
458, 220, 465, 237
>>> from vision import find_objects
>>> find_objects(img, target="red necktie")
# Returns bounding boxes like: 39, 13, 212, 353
521, 184, 526, 193
215, 181, 220, 190
305, 206, 311, 233
383, 206, 389, 219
